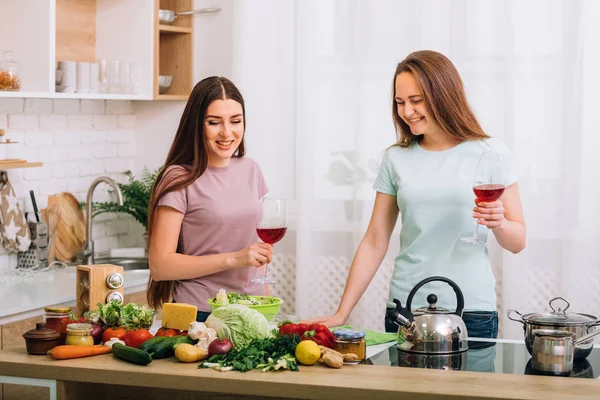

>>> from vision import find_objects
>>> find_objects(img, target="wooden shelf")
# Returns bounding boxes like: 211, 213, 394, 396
0, 162, 43, 170
156, 94, 188, 101
158, 24, 192, 34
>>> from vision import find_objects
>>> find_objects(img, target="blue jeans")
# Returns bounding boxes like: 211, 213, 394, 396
196, 311, 211, 322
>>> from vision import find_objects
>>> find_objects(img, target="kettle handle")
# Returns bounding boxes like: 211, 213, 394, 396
405, 276, 465, 317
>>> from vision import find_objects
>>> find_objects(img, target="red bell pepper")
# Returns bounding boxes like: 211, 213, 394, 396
278, 322, 309, 337
308, 323, 335, 343
303, 328, 334, 348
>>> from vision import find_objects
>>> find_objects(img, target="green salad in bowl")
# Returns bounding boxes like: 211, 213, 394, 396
207, 289, 283, 320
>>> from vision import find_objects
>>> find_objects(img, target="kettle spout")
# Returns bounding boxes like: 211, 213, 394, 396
386, 299, 414, 329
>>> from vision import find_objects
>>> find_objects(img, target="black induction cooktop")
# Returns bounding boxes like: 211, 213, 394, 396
366, 339, 600, 379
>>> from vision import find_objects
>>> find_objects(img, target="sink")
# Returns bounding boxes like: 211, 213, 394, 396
93, 257, 149, 270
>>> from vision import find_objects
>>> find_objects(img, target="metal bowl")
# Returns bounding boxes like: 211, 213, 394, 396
158, 75, 173, 94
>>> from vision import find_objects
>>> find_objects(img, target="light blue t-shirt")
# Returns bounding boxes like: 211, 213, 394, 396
373, 138, 518, 312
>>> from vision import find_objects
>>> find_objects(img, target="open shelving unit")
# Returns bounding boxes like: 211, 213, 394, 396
0, 0, 209, 101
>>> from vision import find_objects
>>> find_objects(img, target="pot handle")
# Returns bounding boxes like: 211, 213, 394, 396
548, 297, 570, 314
507, 309, 525, 325
176, 7, 221, 16
405, 276, 465, 318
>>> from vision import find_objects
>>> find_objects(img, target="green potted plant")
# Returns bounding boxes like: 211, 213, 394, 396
89, 166, 162, 233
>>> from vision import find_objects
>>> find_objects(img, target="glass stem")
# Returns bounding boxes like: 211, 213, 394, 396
473, 221, 480, 239
263, 263, 269, 278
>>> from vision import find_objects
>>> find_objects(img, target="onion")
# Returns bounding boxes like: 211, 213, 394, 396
91, 322, 104, 345
208, 338, 233, 355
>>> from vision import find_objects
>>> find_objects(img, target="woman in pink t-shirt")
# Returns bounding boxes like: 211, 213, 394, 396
146, 77, 273, 322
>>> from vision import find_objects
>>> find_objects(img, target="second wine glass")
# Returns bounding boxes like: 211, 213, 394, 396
252, 197, 287, 284
460, 151, 509, 245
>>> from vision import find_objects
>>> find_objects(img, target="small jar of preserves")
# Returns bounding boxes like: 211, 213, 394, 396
65, 323, 94, 346
44, 306, 72, 345
333, 329, 366, 364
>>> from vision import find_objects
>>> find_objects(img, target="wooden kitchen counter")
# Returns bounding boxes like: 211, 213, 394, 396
0, 346, 599, 400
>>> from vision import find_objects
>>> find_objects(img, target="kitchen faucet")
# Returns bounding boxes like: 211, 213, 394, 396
83, 176, 124, 265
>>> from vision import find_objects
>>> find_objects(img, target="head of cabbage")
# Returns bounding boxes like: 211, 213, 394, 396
205, 304, 272, 348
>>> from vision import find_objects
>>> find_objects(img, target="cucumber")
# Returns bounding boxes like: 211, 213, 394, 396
152, 335, 194, 359
112, 343, 152, 366
139, 336, 169, 353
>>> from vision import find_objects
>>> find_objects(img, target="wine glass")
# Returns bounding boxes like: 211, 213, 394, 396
251, 198, 288, 284
460, 151, 509, 245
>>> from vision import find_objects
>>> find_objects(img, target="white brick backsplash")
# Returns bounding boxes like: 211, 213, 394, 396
55, 130, 82, 145
67, 115, 94, 129
105, 158, 133, 173
53, 161, 80, 178
80, 100, 105, 115
39, 146, 68, 163
38, 178, 63, 198
53, 100, 80, 115
92, 222, 106, 239
68, 177, 93, 193
93, 115, 118, 129
0, 98, 23, 114
68, 143, 93, 160
106, 100, 133, 114
92, 143, 118, 158
40, 115, 67, 130
21, 146, 40, 161
0, 114, 7, 129
9, 115, 38, 130
81, 130, 106, 144
79, 159, 105, 176
24, 99, 53, 115
118, 143, 135, 157
106, 130, 134, 143
24, 165, 52, 180
118, 115, 135, 128
5, 130, 25, 143
106, 220, 130, 236
25, 131, 54, 147
94, 236, 120, 253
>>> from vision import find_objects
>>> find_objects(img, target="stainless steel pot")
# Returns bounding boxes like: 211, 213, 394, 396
386, 276, 469, 354
158, 7, 221, 25
507, 297, 600, 360
530, 328, 600, 375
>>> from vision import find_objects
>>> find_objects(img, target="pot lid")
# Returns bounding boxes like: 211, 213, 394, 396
22, 322, 60, 341
523, 297, 597, 325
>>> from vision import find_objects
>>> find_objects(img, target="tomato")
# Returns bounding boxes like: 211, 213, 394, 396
155, 327, 178, 337
102, 327, 127, 344
125, 328, 153, 349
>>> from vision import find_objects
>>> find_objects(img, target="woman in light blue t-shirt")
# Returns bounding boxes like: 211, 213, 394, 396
309, 50, 526, 341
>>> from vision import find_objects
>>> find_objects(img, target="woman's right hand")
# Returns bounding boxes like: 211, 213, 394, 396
230, 242, 273, 269
302, 312, 347, 328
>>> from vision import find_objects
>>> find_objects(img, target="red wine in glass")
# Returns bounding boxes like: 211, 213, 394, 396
473, 184, 505, 202
257, 227, 287, 245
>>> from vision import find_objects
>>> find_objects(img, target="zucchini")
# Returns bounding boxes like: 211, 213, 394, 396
112, 343, 152, 366
152, 335, 194, 359
139, 336, 169, 353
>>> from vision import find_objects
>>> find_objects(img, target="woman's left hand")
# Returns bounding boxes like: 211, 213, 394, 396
473, 199, 505, 229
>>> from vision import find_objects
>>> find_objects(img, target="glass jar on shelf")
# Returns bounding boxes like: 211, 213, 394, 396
0, 51, 21, 91
65, 323, 94, 346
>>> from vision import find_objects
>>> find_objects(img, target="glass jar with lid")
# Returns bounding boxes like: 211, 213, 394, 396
0, 51, 21, 91
65, 323, 94, 346
44, 305, 72, 345
333, 329, 366, 364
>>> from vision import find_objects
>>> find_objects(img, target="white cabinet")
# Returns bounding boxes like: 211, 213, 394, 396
0, 0, 192, 101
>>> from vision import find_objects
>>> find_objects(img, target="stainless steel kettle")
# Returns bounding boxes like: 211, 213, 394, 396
386, 276, 469, 354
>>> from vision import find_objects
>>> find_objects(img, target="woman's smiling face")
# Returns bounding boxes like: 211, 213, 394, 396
204, 98, 244, 167
395, 72, 441, 137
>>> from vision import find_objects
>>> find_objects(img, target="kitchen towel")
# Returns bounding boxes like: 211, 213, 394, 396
332, 325, 398, 346
0, 175, 31, 252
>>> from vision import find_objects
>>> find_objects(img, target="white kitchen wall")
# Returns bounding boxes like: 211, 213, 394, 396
0, 98, 144, 270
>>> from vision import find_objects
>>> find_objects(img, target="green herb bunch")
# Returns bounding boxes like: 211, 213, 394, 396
200, 332, 301, 372
89, 167, 162, 231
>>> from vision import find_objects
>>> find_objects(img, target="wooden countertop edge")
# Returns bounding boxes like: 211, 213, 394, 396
0, 347, 598, 400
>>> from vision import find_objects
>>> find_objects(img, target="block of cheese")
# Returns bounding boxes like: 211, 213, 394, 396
161, 303, 198, 331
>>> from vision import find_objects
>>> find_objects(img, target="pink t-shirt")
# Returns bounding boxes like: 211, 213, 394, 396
157, 157, 269, 312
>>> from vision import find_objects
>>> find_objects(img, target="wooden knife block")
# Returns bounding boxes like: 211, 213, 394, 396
76, 264, 124, 316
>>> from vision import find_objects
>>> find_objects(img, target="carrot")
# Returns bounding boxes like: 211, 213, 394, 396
48, 345, 111, 360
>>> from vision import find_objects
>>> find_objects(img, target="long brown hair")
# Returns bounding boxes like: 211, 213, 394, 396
146, 77, 246, 309
391, 50, 489, 147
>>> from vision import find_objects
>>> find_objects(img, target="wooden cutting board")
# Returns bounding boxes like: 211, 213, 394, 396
42, 192, 86, 263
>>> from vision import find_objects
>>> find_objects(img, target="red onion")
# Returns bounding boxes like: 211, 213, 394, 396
208, 338, 233, 355
91, 322, 104, 345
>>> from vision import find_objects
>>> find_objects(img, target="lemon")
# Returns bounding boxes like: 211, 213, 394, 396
295, 340, 321, 366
